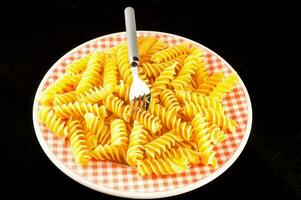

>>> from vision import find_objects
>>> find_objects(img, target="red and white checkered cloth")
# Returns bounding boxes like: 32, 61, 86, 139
37, 31, 250, 195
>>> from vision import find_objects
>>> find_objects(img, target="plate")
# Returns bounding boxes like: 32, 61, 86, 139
32, 31, 252, 199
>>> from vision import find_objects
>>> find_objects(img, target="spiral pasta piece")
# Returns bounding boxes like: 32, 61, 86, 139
209, 72, 239, 101
117, 45, 133, 84
142, 55, 186, 78
39, 74, 81, 105
158, 146, 201, 165
54, 101, 107, 119
133, 107, 162, 133
103, 57, 118, 89
209, 124, 227, 145
38, 106, 67, 138
171, 50, 202, 89
102, 94, 131, 122
150, 104, 193, 141
90, 144, 126, 163
114, 81, 130, 102
110, 118, 128, 146
77, 85, 112, 103
76, 52, 105, 94
136, 157, 189, 176
147, 39, 169, 55
144, 130, 182, 158
84, 113, 108, 145
194, 63, 208, 86
183, 102, 237, 132
196, 72, 224, 95
151, 42, 189, 63
151, 63, 176, 96
175, 90, 223, 113
67, 119, 91, 165
53, 91, 77, 106
160, 89, 181, 113
139, 37, 158, 57
126, 121, 148, 166
66, 54, 92, 75
191, 114, 218, 168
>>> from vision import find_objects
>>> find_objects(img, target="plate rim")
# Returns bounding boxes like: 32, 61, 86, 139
32, 30, 253, 199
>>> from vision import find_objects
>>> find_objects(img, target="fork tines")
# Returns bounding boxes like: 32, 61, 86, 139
131, 93, 151, 114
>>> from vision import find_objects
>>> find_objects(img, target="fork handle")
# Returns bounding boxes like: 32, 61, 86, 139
124, 7, 139, 69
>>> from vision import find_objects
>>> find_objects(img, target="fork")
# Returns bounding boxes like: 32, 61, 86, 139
124, 7, 151, 110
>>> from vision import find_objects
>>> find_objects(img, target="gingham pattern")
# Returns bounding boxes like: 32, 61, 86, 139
37, 32, 249, 193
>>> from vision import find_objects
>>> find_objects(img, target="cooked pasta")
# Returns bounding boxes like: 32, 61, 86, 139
84, 113, 109, 145
110, 118, 129, 146
54, 101, 107, 119
67, 119, 91, 164
76, 52, 105, 94
150, 104, 193, 141
38, 36, 240, 176
136, 157, 189, 176
90, 144, 126, 163
183, 102, 237, 133
209, 72, 239, 101
144, 130, 182, 158
191, 114, 218, 168
53, 91, 77, 106
175, 90, 223, 113
160, 89, 181, 113
195, 72, 224, 95
126, 121, 148, 166
38, 106, 67, 138
133, 107, 162, 133
151, 42, 189, 63
66, 54, 92, 75
39, 74, 81, 105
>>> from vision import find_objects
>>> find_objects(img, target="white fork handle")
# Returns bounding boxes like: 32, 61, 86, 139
124, 7, 139, 78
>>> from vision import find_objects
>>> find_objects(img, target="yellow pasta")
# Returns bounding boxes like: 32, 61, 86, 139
151, 42, 189, 63
90, 144, 126, 164
136, 157, 189, 176
66, 54, 92, 75
133, 107, 162, 133
191, 114, 218, 168
117, 45, 133, 84
183, 102, 238, 133
84, 113, 109, 145
175, 90, 223, 113
209, 72, 239, 101
110, 118, 128, 146
158, 146, 201, 165
139, 37, 158, 57
38, 106, 67, 138
144, 130, 182, 158
102, 94, 131, 122
54, 101, 107, 119
114, 81, 130, 102
53, 91, 77, 106
195, 72, 224, 95
160, 89, 181, 113
40, 74, 81, 105
151, 62, 176, 96
67, 119, 91, 165
142, 55, 186, 78
76, 52, 105, 94
126, 121, 148, 166
38, 37, 240, 176
150, 104, 193, 141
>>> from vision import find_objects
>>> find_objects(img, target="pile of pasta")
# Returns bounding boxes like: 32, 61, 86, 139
38, 36, 239, 176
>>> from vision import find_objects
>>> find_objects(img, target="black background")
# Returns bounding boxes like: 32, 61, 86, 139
1, 0, 300, 199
